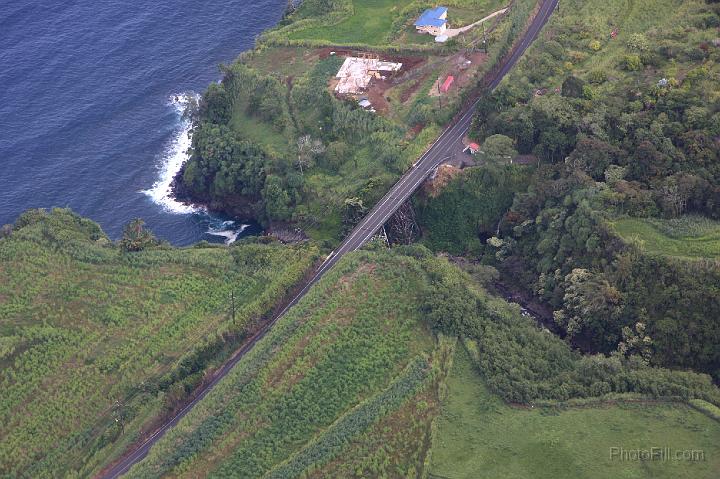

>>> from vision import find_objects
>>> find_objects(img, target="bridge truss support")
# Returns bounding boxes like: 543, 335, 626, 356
385, 201, 421, 246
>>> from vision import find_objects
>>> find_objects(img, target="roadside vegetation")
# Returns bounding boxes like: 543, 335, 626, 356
0, 208, 316, 478
121, 245, 719, 478
2, 210, 717, 477
124, 250, 443, 478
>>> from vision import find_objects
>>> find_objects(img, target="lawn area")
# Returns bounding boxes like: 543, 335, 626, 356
230, 97, 291, 155
284, 0, 509, 47
0, 209, 316, 478
125, 251, 439, 478
612, 216, 720, 259
243, 46, 321, 79
429, 346, 720, 479
289, 0, 404, 45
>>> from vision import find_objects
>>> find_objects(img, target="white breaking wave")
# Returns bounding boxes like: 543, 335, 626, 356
207, 221, 249, 245
143, 93, 202, 214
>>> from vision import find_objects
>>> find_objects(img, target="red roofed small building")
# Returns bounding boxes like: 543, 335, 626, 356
464, 142, 480, 154
440, 75, 454, 93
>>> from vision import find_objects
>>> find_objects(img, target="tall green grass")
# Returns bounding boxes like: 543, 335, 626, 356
612, 217, 720, 259
125, 251, 438, 478
0, 208, 316, 478
428, 346, 720, 479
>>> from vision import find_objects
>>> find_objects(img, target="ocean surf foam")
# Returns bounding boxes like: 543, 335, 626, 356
143, 93, 202, 214
207, 220, 249, 245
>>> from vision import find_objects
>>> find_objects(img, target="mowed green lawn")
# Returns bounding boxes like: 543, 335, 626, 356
289, 0, 405, 45
612, 217, 720, 259
287, 0, 508, 46
230, 97, 290, 154
429, 347, 720, 479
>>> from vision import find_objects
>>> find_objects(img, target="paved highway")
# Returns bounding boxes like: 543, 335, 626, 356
99, 1, 557, 477
317, 0, 559, 273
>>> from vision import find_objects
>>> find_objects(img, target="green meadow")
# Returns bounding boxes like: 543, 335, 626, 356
281, 0, 508, 47
429, 346, 720, 479
612, 216, 720, 259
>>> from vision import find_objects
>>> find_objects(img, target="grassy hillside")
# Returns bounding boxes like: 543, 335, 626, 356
118, 246, 720, 478
612, 216, 720, 259
125, 250, 444, 478
429, 346, 720, 479
3, 214, 717, 477
0, 209, 316, 478
273, 0, 508, 48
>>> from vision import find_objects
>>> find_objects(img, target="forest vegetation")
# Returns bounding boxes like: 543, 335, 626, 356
174, 0, 538, 240
422, 0, 720, 382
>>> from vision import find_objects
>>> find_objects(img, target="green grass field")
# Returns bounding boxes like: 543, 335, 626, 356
0, 209, 316, 478
289, 0, 402, 45
244, 47, 321, 79
429, 346, 720, 479
230, 97, 291, 154
612, 217, 720, 259
125, 251, 441, 478
284, 0, 508, 47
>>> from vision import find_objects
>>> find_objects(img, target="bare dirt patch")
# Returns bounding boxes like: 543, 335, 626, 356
429, 51, 488, 98
320, 49, 427, 114
423, 165, 462, 197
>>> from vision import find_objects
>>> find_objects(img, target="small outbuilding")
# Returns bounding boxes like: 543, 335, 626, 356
440, 75, 455, 93
415, 7, 448, 36
358, 99, 372, 109
464, 142, 480, 155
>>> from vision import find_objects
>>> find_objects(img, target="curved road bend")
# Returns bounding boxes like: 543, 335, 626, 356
100, 1, 558, 477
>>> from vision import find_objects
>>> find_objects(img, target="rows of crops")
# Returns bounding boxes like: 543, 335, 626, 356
125, 251, 441, 478
0, 209, 316, 478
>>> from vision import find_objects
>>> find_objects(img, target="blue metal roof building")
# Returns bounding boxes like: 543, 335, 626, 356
414, 7, 448, 28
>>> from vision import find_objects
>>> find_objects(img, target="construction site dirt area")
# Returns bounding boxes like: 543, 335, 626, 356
319, 47, 488, 117
423, 164, 463, 198
320, 49, 426, 114
429, 51, 488, 97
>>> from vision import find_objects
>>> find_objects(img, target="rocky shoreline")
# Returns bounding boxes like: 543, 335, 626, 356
170, 166, 310, 244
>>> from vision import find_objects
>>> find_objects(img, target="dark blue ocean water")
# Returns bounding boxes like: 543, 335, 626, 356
0, 0, 286, 245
